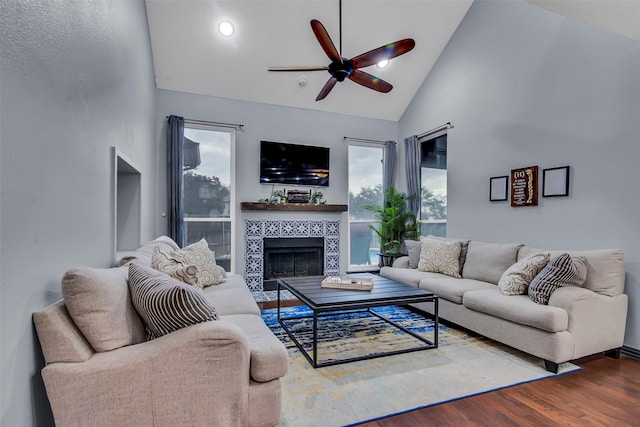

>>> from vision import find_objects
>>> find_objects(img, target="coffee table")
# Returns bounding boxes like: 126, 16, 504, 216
277, 273, 438, 368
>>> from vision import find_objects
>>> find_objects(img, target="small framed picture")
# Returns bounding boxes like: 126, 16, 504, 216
489, 176, 508, 201
543, 166, 570, 197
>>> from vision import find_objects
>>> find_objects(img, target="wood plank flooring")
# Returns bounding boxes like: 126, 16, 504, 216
259, 299, 640, 426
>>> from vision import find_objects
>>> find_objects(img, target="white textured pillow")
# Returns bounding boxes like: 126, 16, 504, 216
152, 239, 225, 287
418, 237, 462, 278
152, 247, 200, 287
128, 264, 218, 340
498, 253, 550, 295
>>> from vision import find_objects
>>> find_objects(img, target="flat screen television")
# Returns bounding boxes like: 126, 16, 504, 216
260, 140, 330, 187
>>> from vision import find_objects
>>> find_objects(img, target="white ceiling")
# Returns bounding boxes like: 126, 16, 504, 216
145, 0, 639, 122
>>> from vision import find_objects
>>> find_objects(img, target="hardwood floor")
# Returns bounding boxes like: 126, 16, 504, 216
259, 300, 639, 426
358, 354, 640, 426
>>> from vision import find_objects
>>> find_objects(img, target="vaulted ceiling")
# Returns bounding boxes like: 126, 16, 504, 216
145, 1, 640, 122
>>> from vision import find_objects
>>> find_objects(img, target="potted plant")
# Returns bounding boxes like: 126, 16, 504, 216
365, 186, 418, 265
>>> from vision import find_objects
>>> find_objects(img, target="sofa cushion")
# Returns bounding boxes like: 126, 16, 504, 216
119, 235, 180, 267
379, 266, 441, 288
518, 246, 624, 296
427, 235, 470, 274
153, 239, 225, 287
404, 239, 421, 269
221, 314, 288, 382
128, 264, 218, 339
418, 237, 462, 278
498, 253, 550, 295
418, 276, 495, 304
463, 288, 569, 333
528, 253, 587, 305
61, 266, 145, 352
462, 241, 523, 285
203, 274, 261, 316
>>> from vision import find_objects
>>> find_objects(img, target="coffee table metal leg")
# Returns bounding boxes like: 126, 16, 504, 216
312, 311, 318, 368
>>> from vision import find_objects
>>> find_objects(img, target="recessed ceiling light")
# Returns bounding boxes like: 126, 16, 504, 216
377, 59, 389, 69
218, 20, 234, 37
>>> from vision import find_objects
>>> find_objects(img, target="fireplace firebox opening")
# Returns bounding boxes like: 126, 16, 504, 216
263, 237, 324, 290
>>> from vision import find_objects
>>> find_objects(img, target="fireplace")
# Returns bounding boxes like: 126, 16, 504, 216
262, 238, 324, 290
244, 219, 341, 291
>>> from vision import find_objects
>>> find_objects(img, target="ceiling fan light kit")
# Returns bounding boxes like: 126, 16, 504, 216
269, 1, 415, 101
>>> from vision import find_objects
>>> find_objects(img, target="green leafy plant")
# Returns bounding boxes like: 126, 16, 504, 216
365, 186, 418, 255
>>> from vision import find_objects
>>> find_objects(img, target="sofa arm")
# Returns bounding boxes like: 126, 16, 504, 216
549, 287, 628, 359
42, 320, 251, 427
392, 256, 410, 268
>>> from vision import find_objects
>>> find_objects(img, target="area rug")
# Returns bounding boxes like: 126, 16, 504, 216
262, 305, 580, 427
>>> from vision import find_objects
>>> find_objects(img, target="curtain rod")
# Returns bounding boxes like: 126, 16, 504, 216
167, 116, 244, 130
417, 122, 453, 139
343, 136, 388, 144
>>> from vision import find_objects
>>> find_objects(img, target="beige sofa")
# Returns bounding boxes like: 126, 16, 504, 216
380, 238, 628, 372
33, 237, 288, 427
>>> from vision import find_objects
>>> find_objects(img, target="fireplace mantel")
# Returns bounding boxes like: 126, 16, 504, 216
241, 202, 347, 212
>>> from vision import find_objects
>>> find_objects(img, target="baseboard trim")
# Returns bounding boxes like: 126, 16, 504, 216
621, 345, 640, 360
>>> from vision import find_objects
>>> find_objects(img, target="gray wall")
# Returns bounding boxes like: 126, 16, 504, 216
155, 89, 399, 274
399, 0, 640, 349
0, 0, 157, 425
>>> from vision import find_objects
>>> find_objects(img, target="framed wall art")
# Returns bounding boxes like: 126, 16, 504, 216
510, 166, 538, 207
489, 176, 508, 201
543, 166, 570, 197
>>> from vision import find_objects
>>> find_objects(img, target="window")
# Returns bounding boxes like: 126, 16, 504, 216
347, 141, 383, 270
182, 125, 236, 272
419, 133, 447, 237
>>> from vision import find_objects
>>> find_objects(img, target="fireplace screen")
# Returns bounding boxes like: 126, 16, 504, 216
263, 238, 324, 287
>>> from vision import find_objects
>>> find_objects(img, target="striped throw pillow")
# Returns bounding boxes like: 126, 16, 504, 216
528, 253, 587, 305
128, 264, 218, 339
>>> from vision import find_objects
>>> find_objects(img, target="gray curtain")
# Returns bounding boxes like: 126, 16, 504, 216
167, 115, 185, 246
404, 135, 420, 217
383, 140, 396, 195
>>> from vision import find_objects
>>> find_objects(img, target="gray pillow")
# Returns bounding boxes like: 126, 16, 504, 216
128, 264, 218, 339
404, 239, 421, 269
528, 253, 587, 305
462, 241, 523, 284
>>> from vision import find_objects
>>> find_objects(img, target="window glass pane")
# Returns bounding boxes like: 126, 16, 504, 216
420, 135, 447, 237
348, 144, 383, 267
183, 128, 231, 218
183, 127, 233, 269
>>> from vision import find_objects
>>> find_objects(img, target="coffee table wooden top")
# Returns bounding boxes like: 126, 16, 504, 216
277, 273, 435, 310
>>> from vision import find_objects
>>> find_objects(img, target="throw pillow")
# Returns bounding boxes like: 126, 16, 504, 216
427, 235, 470, 275
498, 253, 550, 296
152, 247, 200, 288
128, 264, 218, 339
528, 253, 587, 305
417, 237, 462, 278
404, 239, 421, 269
152, 239, 225, 287
61, 266, 145, 352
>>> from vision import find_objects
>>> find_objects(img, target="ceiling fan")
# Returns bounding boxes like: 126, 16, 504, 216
268, 0, 415, 101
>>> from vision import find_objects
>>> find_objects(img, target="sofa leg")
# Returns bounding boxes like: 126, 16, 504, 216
605, 348, 621, 359
544, 360, 559, 373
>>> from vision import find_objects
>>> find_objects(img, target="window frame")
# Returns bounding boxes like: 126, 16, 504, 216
418, 129, 448, 237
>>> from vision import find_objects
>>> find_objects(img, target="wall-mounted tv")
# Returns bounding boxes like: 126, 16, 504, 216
260, 140, 330, 187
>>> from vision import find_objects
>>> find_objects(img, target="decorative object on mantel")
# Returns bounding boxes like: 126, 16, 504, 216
287, 189, 311, 204
309, 189, 325, 205
543, 166, 570, 197
489, 175, 509, 202
510, 166, 538, 207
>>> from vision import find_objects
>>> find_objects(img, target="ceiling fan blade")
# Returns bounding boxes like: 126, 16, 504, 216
348, 69, 393, 93
316, 77, 338, 101
310, 19, 342, 64
268, 67, 329, 72
351, 38, 416, 69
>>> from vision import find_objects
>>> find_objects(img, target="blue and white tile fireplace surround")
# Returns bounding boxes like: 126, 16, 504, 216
244, 219, 341, 292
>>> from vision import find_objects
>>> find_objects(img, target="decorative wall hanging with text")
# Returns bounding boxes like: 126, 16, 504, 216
510, 166, 538, 207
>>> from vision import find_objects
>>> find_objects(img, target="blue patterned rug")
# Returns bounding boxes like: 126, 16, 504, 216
262, 305, 581, 427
